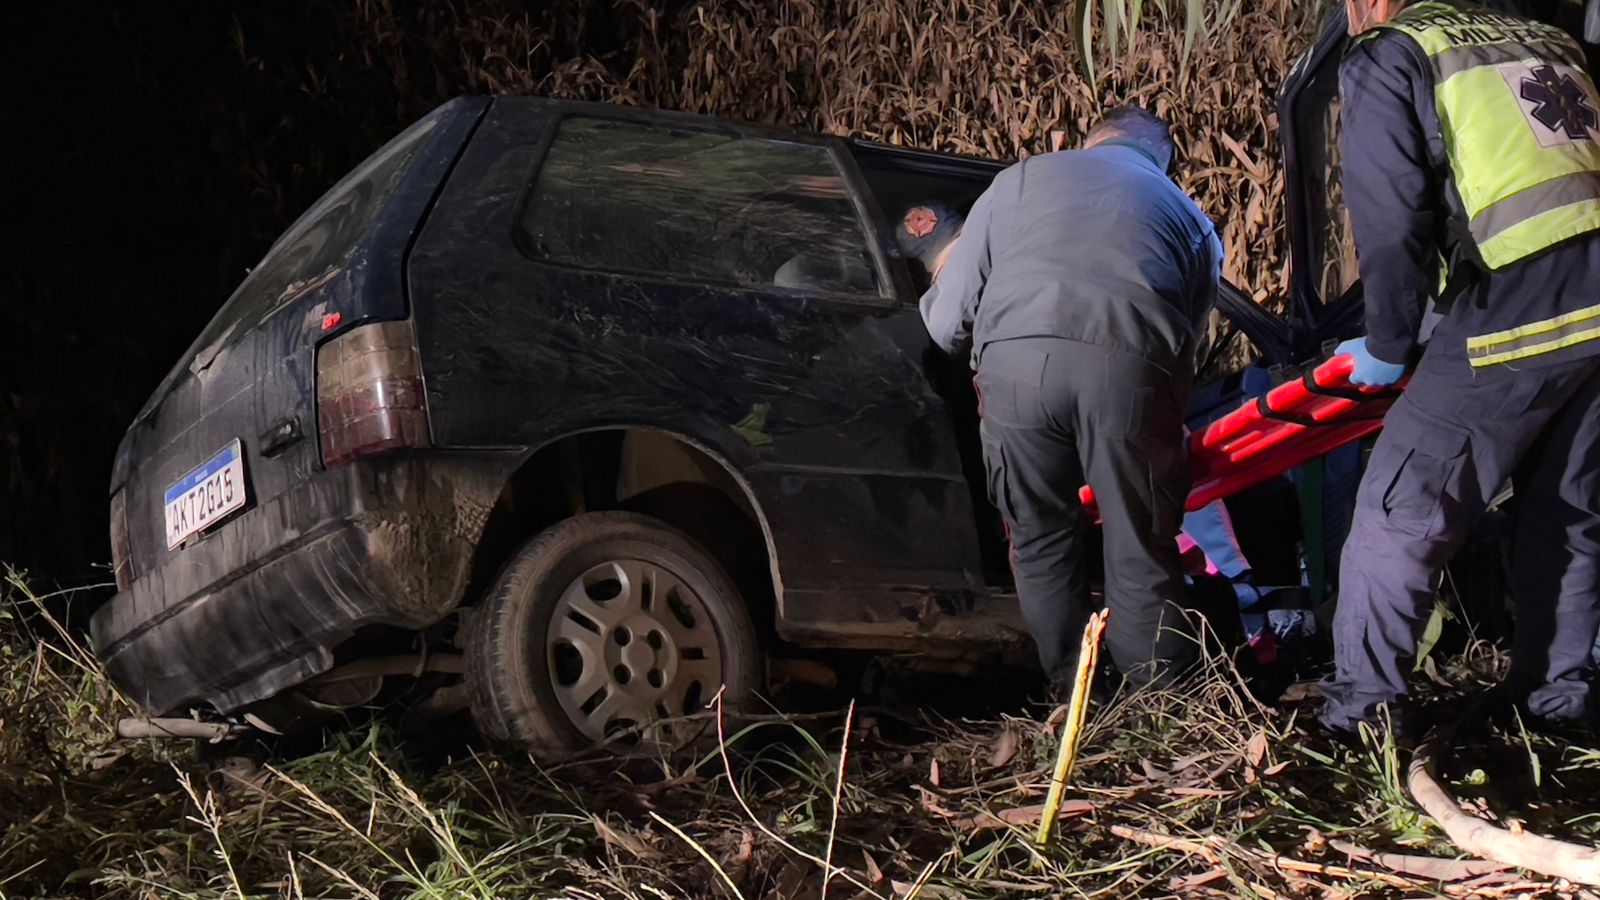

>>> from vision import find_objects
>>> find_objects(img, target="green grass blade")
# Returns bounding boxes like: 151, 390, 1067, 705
1103, 0, 1121, 58
1414, 601, 1447, 672
1182, 0, 1203, 70
1514, 708, 1543, 789
649, 812, 747, 900
1073, 0, 1097, 87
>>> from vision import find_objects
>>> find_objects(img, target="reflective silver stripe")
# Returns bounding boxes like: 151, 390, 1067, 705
1466, 304, 1600, 365
1468, 171, 1600, 243
1430, 39, 1583, 80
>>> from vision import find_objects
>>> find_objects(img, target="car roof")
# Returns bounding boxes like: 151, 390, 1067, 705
487, 96, 1009, 173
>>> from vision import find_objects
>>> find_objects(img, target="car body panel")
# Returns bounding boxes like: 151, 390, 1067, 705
97, 89, 1370, 719
95, 454, 512, 713
407, 99, 990, 608
93, 98, 490, 714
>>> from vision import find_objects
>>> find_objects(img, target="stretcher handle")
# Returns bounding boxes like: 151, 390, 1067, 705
1076, 352, 1407, 517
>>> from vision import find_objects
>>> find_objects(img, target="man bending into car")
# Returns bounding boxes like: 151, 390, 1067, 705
919, 106, 1223, 692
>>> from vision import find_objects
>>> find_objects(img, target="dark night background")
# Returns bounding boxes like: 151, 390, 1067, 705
1, 2, 684, 591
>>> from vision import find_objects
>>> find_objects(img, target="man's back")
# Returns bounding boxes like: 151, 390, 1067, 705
972, 145, 1220, 373
916, 106, 1215, 691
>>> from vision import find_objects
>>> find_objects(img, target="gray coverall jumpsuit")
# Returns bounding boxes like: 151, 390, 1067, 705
1320, 28, 1600, 731
920, 143, 1223, 686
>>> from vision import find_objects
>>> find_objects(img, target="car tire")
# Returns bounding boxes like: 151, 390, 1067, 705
466, 511, 762, 759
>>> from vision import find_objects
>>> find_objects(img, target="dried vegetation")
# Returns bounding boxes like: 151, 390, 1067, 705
7, 570, 1600, 898
251, 0, 1324, 306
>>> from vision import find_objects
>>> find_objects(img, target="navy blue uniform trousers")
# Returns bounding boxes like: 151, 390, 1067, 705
1321, 340, 1600, 731
977, 337, 1196, 686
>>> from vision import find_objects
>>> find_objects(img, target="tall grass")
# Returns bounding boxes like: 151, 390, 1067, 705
1072, 0, 1304, 85
6, 566, 1595, 898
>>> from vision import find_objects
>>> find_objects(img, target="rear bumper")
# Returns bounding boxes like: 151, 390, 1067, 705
92, 454, 512, 715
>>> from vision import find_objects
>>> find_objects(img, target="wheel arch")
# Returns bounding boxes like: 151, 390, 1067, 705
459, 426, 783, 626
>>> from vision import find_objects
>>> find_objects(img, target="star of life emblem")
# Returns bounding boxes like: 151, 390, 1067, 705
1502, 62, 1600, 147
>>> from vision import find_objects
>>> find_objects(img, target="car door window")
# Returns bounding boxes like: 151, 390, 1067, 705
518, 117, 883, 299
849, 143, 999, 293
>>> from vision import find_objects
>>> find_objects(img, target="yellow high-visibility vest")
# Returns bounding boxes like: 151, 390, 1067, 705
1371, 0, 1600, 364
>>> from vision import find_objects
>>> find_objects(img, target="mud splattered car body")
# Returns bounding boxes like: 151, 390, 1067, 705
93, 97, 1297, 745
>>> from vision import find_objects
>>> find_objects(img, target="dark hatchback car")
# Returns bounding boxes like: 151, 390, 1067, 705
94, 85, 1353, 756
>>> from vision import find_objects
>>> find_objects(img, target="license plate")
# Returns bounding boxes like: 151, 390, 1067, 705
164, 439, 248, 549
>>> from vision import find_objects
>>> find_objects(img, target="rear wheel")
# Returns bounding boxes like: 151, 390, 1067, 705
467, 512, 762, 758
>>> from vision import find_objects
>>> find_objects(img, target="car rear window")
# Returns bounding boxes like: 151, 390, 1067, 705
517, 117, 883, 298
184, 115, 441, 374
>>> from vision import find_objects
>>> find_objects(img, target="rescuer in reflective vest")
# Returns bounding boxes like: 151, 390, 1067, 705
1321, 0, 1600, 734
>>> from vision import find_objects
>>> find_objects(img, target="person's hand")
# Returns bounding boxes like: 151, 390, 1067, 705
1336, 336, 1407, 387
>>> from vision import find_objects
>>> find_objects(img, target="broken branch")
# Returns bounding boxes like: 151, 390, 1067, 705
1408, 719, 1600, 886
1328, 839, 1512, 881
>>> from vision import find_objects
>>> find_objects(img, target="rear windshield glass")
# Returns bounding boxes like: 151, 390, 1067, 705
183, 114, 440, 372
518, 117, 883, 299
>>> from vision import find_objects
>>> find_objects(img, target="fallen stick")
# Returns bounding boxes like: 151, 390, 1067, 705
1115, 825, 1561, 897
1328, 839, 1512, 881
1110, 826, 1290, 898
1267, 854, 1439, 889
1112, 825, 1421, 891
1408, 720, 1600, 886
117, 717, 244, 741
1110, 825, 1218, 863
1445, 876, 1570, 897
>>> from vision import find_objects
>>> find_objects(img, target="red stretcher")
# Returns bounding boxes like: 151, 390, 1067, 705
1079, 354, 1407, 517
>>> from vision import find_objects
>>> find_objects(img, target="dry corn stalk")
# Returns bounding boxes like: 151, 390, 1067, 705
354, 0, 1321, 319
1037, 608, 1109, 845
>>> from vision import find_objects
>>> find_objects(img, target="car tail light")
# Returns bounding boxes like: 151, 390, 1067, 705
316, 321, 431, 467
110, 488, 134, 591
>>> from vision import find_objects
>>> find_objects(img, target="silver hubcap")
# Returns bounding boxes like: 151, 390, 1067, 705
548, 559, 724, 746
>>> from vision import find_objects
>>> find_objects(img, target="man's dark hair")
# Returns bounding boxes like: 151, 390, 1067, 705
1084, 105, 1175, 172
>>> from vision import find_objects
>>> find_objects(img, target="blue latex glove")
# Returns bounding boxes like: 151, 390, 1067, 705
1337, 336, 1407, 387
